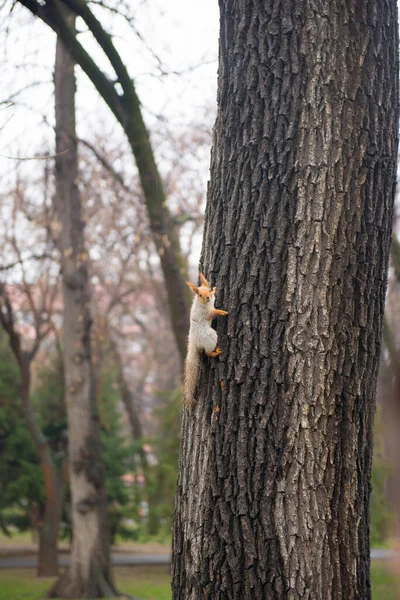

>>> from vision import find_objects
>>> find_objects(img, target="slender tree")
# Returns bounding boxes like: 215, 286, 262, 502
0, 192, 64, 577
17, 0, 191, 363
172, 1, 399, 599
0, 284, 65, 577
48, 17, 118, 597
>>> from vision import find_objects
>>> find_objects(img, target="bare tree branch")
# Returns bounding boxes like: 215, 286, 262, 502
0, 253, 51, 271
78, 137, 132, 195
17, 0, 191, 365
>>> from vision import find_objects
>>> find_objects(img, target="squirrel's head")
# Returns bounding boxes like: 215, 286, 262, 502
186, 273, 216, 305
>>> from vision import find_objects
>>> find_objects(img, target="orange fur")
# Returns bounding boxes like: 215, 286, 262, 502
186, 281, 199, 294
209, 308, 229, 319
183, 273, 228, 409
199, 273, 209, 287
205, 347, 222, 357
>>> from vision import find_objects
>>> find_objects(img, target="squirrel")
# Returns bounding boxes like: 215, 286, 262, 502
183, 273, 228, 408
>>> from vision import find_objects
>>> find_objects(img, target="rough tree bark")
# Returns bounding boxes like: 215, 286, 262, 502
17, 0, 191, 364
48, 18, 118, 598
172, 1, 399, 599
0, 290, 64, 577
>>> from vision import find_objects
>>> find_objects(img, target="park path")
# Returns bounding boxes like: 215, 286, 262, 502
0, 549, 394, 568
0, 553, 171, 568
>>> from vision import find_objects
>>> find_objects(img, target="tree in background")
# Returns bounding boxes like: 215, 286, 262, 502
145, 388, 181, 537
375, 234, 400, 546
97, 357, 136, 545
56, 351, 137, 546
0, 329, 137, 547
0, 333, 43, 539
172, 1, 399, 598
370, 405, 394, 546
0, 287, 65, 576
0, 198, 65, 578
48, 16, 117, 596
0, 79, 211, 571
17, 0, 192, 362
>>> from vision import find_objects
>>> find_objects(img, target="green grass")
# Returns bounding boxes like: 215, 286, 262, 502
0, 566, 171, 600
371, 561, 400, 600
0, 562, 397, 599
0, 531, 33, 546
117, 566, 171, 599
0, 569, 50, 599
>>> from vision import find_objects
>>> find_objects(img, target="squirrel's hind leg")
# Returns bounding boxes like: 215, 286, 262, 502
206, 347, 222, 357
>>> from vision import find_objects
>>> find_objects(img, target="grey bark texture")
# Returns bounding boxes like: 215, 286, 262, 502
48, 18, 118, 598
172, 1, 399, 599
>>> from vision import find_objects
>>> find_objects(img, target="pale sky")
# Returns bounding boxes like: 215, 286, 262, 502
0, 0, 220, 166
0, 0, 220, 277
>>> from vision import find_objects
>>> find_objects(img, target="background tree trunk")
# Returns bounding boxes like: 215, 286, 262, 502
48, 16, 118, 598
172, 1, 399, 599
112, 341, 144, 442
21, 378, 64, 578
37, 517, 60, 577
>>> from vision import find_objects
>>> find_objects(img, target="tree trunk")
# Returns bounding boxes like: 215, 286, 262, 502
112, 341, 162, 536
0, 298, 64, 577
123, 114, 190, 365
48, 17, 118, 598
37, 456, 67, 577
21, 375, 63, 578
38, 516, 60, 577
112, 342, 144, 442
172, 1, 399, 599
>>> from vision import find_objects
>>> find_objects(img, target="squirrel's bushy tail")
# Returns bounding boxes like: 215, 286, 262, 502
183, 345, 200, 409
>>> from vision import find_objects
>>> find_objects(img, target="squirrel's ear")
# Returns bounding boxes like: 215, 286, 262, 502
199, 273, 209, 288
186, 281, 199, 294
212, 286, 217, 294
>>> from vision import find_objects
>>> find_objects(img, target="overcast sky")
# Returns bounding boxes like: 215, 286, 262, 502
0, 0, 220, 275
0, 0, 220, 165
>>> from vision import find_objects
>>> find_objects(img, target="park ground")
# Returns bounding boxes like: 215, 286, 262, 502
0, 562, 398, 599
0, 566, 170, 599
0, 533, 172, 598
0, 534, 399, 599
